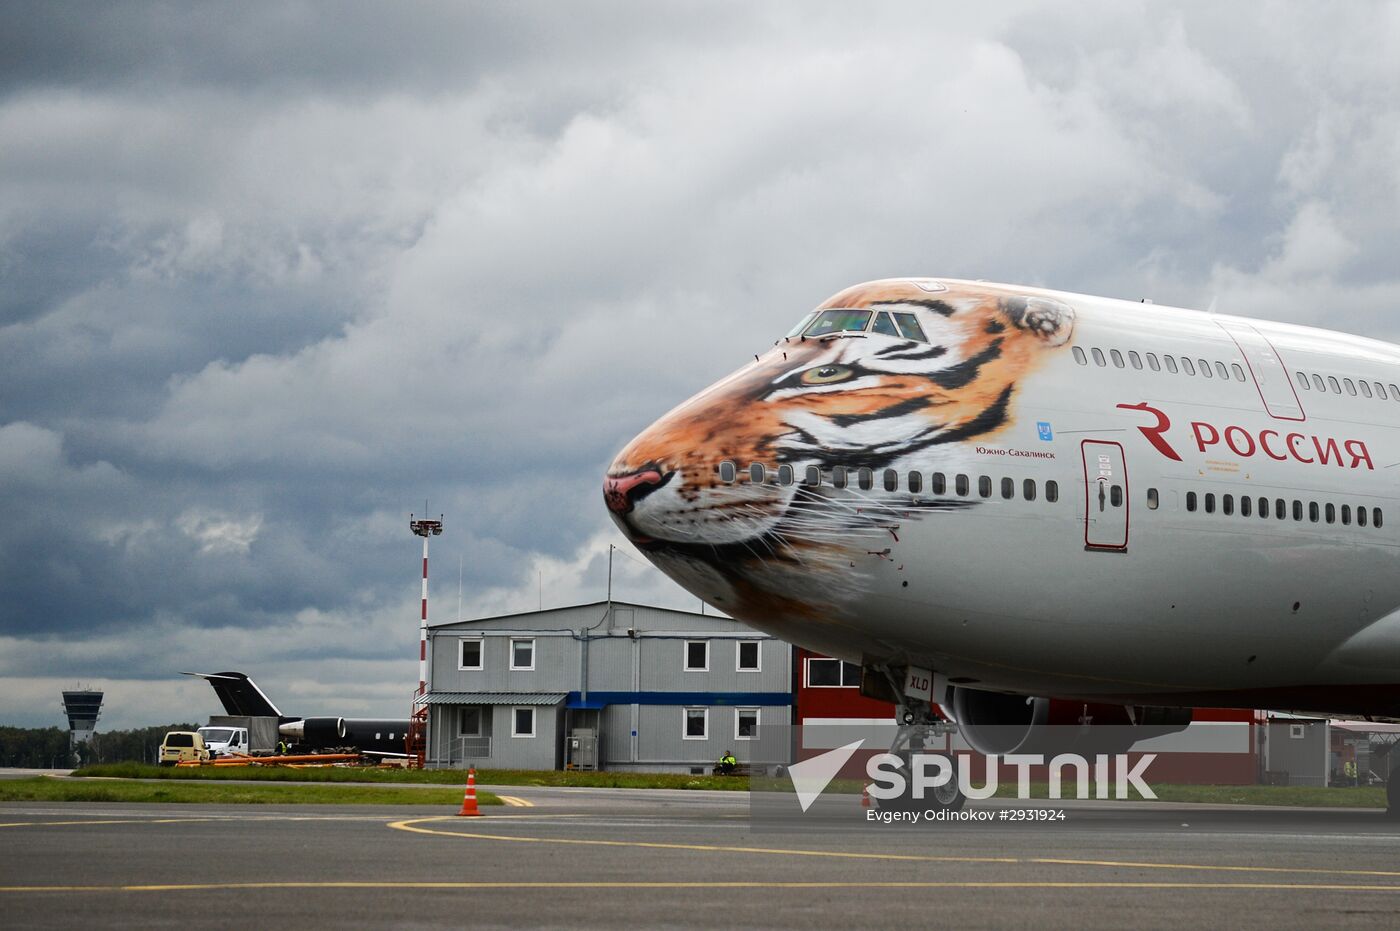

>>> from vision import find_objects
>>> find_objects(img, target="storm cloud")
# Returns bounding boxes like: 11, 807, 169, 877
2, 2, 1398, 727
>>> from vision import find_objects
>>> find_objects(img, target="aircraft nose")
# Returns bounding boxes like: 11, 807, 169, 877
603, 465, 672, 515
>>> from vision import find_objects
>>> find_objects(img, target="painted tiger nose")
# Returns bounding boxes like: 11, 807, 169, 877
604, 467, 672, 514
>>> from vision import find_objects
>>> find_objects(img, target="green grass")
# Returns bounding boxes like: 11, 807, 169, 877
75, 763, 748, 791
0, 776, 501, 806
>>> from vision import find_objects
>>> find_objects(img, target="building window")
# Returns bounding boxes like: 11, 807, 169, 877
459, 707, 482, 737
683, 707, 709, 740
510, 638, 535, 671
1290, 724, 1305, 740
806, 657, 861, 687
737, 640, 761, 672
512, 707, 536, 738
736, 708, 759, 740
685, 640, 709, 672
459, 638, 483, 670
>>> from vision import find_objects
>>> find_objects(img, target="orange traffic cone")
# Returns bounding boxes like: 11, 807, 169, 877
861, 783, 871, 809
457, 766, 481, 817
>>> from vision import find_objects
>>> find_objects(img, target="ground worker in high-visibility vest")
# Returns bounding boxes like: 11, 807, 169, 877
718, 751, 737, 775
1345, 760, 1358, 786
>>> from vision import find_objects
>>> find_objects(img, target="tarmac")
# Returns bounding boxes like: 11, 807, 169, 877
2, 776, 1400, 928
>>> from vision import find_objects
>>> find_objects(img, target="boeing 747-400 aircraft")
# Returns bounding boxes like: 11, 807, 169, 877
605, 277, 1400, 811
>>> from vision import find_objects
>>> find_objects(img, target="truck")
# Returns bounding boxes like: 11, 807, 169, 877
199, 715, 280, 757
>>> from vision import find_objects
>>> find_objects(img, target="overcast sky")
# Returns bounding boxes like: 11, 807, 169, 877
2, 2, 1398, 729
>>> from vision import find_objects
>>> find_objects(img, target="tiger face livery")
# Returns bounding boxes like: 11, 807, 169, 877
605, 279, 1075, 618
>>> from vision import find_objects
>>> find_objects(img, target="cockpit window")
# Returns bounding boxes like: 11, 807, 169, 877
891, 312, 927, 342
804, 309, 872, 338
871, 312, 899, 337
785, 312, 817, 338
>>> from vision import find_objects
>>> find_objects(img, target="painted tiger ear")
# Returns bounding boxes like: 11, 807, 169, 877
999, 296, 1075, 347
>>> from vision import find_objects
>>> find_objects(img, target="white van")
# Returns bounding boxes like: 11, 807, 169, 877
196, 726, 250, 758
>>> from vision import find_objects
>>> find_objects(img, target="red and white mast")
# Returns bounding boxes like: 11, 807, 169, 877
409, 513, 444, 700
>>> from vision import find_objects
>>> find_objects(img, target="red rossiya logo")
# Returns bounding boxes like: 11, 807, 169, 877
1117, 402, 1182, 462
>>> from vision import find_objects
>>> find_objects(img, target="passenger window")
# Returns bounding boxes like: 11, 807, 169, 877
1325, 503, 1336, 524
1073, 346, 1088, 366
1295, 372, 1310, 390
1376, 509, 1384, 529
1223, 494, 1234, 516
1182, 358, 1196, 375
1215, 362, 1230, 380
1391, 384, 1400, 401
1165, 355, 1179, 374
1313, 374, 1326, 392
857, 467, 873, 491
1129, 350, 1143, 370
978, 476, 992, 498
1231, 363, 1246, 382
832, 467, 848, 489
1186, 492, 1197, 512
749, 463, 766, 484
871, 312, 900, 337
1360, 380, 1373, 398
955, 474, 970, 496
1146, 353, 1161, 372
1375, 382, 1388, 400
908, 471, 923, 494
1092, 348, 1106, 367
1309, 502, 1319, 523
719, 461, 736, 483
803, 465, 821, 486
778, 464, 794, 486
1276, 499, 1286, 520
1110, 485, 1123, 507
1293, 500, 1303, 521
1146, 488, 1159, 510
1241, 496, 1251, 517
1328, 376, 1341, 393
892, 312, 928, 342
1110, 349, 1125, 368
883, 469, 898, 492
1259, 497, 1268, 518
1358, 506, 1368, 527
932, 472, 947, 495
1001, 477, 1014, 500
1344, 378, 1357, 396
1205, 493, 1216, 514
1342, 504, 1351, 525
1023, 479, 1037, 501
1045, 481, 1059, 503
1199, 359, 1212, 378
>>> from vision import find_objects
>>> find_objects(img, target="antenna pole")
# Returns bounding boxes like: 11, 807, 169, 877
607, 544, 614, 604
408, 513, 444, 769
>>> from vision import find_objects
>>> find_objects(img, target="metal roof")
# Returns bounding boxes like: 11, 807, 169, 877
422, 692, 567, 706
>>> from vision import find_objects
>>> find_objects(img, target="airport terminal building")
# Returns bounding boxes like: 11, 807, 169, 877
423, 601, 792, 773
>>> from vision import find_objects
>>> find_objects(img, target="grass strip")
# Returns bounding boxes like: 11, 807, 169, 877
75, 763, 748, 791
0, 776, 500, 806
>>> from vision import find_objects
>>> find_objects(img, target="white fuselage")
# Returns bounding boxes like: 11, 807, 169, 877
606, 278, 1400, 717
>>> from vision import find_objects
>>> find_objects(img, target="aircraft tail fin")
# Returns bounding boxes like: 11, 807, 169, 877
182, 671, 283, 718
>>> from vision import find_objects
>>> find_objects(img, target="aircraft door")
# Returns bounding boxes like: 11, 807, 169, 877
1081, 440, 1128, 551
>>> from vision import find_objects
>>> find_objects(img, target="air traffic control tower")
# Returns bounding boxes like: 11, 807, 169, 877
61, 689, 103, 764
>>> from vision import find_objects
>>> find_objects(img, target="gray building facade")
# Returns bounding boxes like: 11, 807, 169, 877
424, 601, 793, 773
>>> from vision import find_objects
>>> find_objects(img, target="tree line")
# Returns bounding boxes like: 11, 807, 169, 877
0, 724, 197, 768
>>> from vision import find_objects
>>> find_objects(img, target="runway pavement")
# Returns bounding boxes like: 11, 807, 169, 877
3, 784, 1400, 928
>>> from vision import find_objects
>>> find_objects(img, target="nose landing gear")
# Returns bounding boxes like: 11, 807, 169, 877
875, 666, 966, 814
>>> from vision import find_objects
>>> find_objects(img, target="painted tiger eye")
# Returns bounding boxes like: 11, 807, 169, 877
800, 364, 854, 385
